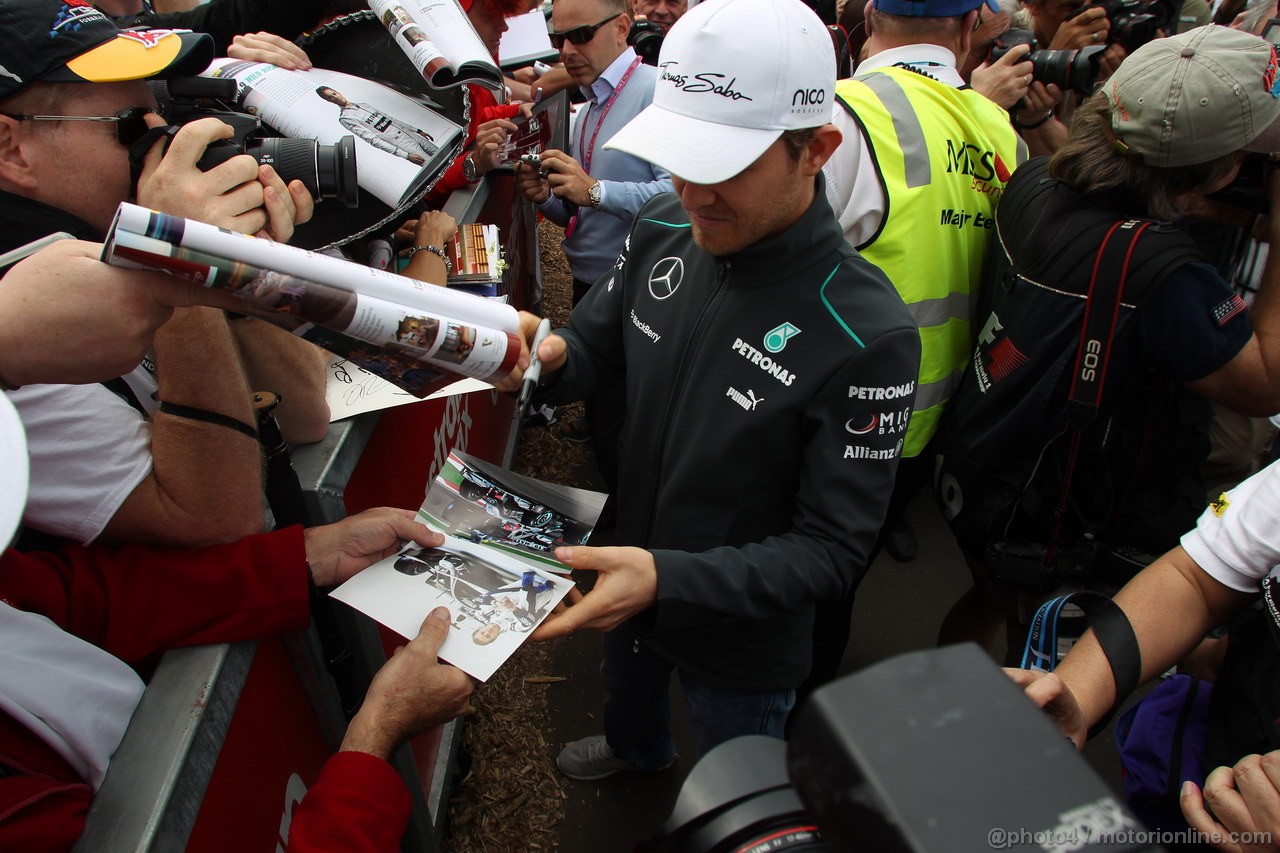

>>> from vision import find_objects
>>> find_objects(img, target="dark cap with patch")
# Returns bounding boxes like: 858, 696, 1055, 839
0, 0, 213, 101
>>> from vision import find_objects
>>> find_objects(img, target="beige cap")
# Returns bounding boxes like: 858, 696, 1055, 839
1103, 25, 1280, 167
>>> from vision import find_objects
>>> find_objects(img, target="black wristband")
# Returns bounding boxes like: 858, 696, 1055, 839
157, 401, 259, 439
1013, 109, 1054, 131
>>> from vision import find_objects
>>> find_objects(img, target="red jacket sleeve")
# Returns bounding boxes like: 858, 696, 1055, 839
0, 526, 310, 666
422, 84, 523, 207
287, 751, 410, 852
0, 710, 90, 853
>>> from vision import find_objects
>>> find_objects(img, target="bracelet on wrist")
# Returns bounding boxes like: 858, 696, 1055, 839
406, 244, 453, 274
1013, 108, 1055, 131
157, 401, 259, 440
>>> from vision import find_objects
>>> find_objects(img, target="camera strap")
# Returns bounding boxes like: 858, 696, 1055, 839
1045, 219, 1149, 566
1020, 590, 1142, 739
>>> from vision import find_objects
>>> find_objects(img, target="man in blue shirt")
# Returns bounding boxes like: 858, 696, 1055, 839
516, 0, 671, 306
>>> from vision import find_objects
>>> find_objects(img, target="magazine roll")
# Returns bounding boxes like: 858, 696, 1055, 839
102, 202, 520, 383
369, 0, 505, 92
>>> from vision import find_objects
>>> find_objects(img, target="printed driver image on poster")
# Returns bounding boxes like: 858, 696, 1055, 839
329, 450, 607, 680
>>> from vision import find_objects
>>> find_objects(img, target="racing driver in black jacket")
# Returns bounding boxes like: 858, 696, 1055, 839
504, 0, 921, 783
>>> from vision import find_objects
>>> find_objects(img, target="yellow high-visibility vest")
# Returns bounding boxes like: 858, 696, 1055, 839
836, 67, 1026, 457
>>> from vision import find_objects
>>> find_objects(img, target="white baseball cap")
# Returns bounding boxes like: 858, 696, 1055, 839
0, 392, 29, 548
604, 0, 836, 184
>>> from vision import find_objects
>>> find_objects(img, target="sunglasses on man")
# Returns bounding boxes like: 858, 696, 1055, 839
548, 13, 621, 49
1, 107, 158, 147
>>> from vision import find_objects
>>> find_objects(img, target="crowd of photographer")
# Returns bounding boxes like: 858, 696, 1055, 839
3, 0, 1280, 847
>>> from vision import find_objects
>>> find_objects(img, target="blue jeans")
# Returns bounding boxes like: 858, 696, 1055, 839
600, 620, 795, 770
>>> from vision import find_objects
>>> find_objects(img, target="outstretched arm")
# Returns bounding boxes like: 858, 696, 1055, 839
102, 307, 265, 547
287, 606, 473, 852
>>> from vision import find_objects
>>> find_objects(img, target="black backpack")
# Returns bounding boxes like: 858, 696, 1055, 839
935, 159, 1205, 591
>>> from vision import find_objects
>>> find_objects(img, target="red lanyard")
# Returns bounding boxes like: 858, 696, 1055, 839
578, 56, 643, 174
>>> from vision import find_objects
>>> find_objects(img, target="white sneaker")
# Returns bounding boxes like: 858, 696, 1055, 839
556, 735, 644, 781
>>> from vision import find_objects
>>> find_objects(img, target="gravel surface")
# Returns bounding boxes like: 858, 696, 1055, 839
443, 218, 591, 852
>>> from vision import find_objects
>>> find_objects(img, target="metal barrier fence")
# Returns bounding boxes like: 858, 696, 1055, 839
74, 172, 537, 852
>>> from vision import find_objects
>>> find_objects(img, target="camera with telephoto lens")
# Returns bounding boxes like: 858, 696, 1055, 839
1087, 0, 1182, 52
648, 645, 1164, 853
989, 27, 1106, 95
628, 16, 665, 65
150, 77, 360, 208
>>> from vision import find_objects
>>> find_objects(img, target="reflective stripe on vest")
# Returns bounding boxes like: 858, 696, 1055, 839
836, 67, 1025, 457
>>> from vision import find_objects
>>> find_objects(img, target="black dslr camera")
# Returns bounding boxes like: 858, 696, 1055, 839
628, 16, 665, 65
989, 27, 1106, 95
650, 645, 1162, 853
150, 76, 360, 208
1089, 0, 1183, 52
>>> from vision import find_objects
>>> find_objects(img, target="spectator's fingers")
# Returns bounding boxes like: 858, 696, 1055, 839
256, 166, 297, 242
217, 179, 269, 219
1203, 764, 1258, 836
192, 152, 263, 199
227, 32, 313, 69
163, 117, 238, 174
411, 606, 454, 657
996, 43, 1032, 66
1181, 781, 1242, 853
227, 205, 269, 238
287, 179, 314, 225
1231, 754, 1280, 833
138, 111, 173, 179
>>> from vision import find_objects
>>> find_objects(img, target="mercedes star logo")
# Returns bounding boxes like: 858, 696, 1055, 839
648, 256, 684, 300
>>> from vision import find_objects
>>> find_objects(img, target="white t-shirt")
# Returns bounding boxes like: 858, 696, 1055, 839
8, 363, 157, 543
1180, 458, 1280, 593
0, 603, 144, 790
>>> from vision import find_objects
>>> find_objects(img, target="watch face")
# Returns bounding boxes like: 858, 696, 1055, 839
464, 157, 478, 181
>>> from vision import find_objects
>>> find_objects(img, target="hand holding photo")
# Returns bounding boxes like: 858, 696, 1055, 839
329, 449, 607, 680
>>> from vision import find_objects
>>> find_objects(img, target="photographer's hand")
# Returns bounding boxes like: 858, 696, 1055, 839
1051, 5, 1109, 49
1096, 42, 1127, 84
541, 149, 596, 208
255, 164, 314, 242
1016, 82, 1068, 157
135, 114, 271, 235
515, 158, 551, 204
972, 43, 1033, 109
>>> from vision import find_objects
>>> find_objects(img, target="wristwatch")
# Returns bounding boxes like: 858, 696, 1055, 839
587, 180, 602, 208
462, 153, 480, 183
